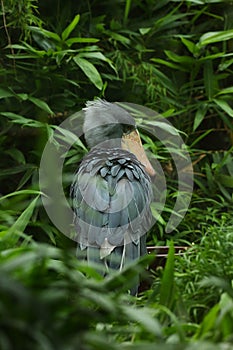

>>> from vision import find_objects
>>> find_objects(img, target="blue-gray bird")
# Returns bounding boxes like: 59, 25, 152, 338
70, 99, 155, 294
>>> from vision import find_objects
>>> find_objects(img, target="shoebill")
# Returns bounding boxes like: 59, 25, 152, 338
70, 99, 155, 294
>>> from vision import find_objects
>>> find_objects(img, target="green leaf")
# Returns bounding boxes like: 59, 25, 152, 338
78, 51, 116, 72
204, 60, 215, 100
165, 50, 194, 65
0, 88, 14, 99
139, 27, 151, 35
17, 93, 28, 100
213, 98, 233, 118
151, 58, 188, 72
193, 104, 208, 131
159, 241, 175, 310
65, 37, 99, 47
73, 56, 103, 90
28, 96, 54, 114
105, 30, 131, 45
16, 168, 36, 190
194, 304, 220, 340
5, 195, 40, 244
144, 120, 180, 136
180, 37, 196, 54
0, 165, 35, 178
6, 149, 26, 165
199, 29, 233, 47
216, 86, 233, 96
62, 14, 80, 41
124, 0, 131, 25
29, 26, 61, 42
1, 112, 45, 127
123, 306, 162, 337
216, 174, 233, 188
0, 190, 42, 202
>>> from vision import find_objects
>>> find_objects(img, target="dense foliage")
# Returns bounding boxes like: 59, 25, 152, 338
1, 0, 233, 349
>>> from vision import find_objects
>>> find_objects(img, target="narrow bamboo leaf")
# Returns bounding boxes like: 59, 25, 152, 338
159, 241, 175, 309
0, 165, 35, 177
6, 44, 29, 50
200, 52, 225, 61
216, 86, 233, 95
78, 51, 116, 72
190, 129, 213, 148
124, 0, 131, 25
6, 195, 40, 241
218, 183, 233, 201
105, 30, 131, 45
151, 58, 187, 72
7, 54, 43, 59
204, 60, 214, 100
180, 37, 195, 54
139, 27, 151, 35
219, 58, 233, 71
65, 37, 99, 46
29, 26, 61, 42
6, 149, 26, 165
193, 104, 208, 131
123, 306, 162, 337
0, 190, 42, 201
17, 93, 28, 100
0, 88, 14, 99
199, 29, 233, 47
62, 14, 80, 41
144, 120, 180, 136
165, 50, 194, 65
213, 98, 233, 118
28, 96, 54, 114
16, 168, 36, 190
1, 112, 45, 127
73, 56, 103, 90
216, 174, 233, 188
194, 304, 219, 339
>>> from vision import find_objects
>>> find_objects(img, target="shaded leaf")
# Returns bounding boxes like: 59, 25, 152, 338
5, 195, 40, 243
193, 104, 208, 131
0, 88, 14, 99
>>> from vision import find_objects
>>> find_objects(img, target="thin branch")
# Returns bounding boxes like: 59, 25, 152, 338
1, 0, 15, 66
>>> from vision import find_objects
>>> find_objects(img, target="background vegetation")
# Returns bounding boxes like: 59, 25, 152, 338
1, 0, 233, 349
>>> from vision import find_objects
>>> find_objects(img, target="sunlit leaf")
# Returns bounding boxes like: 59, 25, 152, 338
199, 29, 233, 47
216, 86, 233, 96
62, 14, 80, 41
65, 37, 99, 46
159, 241, 175, 309
180, 37, 196, 54
28, 96, 54, 114
213, 99, 233, 118
73, 56, 103, 90
29, 26, 61, 42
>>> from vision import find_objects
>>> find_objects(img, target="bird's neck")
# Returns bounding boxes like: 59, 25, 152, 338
85, 124, 123, 149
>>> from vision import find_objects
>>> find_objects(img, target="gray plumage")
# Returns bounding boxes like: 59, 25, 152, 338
70, 99, 153, 294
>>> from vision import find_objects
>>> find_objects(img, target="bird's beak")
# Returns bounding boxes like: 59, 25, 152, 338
121, 129, 156, 177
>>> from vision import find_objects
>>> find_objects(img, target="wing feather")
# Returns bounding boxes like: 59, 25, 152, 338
70, 147, 152, 274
